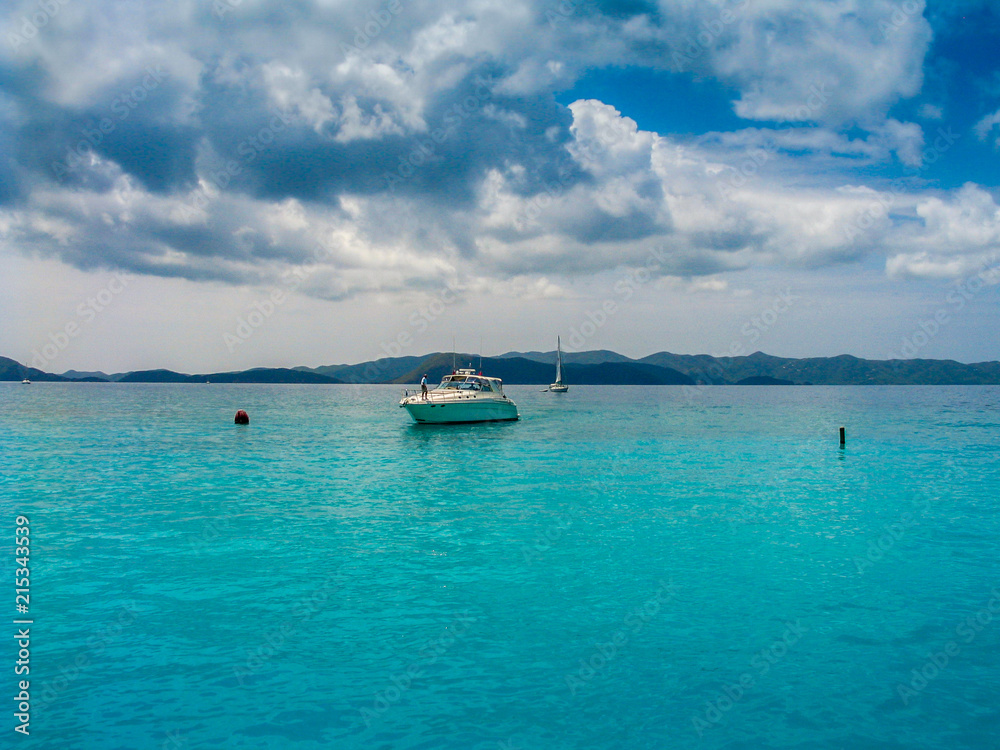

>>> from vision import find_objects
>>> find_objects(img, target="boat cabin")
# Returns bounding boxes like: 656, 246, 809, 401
436, 369, 504, 394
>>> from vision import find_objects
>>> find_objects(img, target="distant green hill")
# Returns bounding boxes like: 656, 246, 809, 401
497, 349, 634, 365
0, 356, 69, 381
393, 352, 500, 384
62, 369, 120, 381
640, 351, 1000, 385
297, 355, 429, 383
193, 368, 343, 384
392, 354, 693, 385
118, 369, 190, 383
117, 368, 344, 384
5, 350, 1000, 385
567, 361, 693, 385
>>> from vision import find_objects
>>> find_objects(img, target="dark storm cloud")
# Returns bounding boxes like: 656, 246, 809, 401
4, 59, 198, 193
190, 62, 578, 207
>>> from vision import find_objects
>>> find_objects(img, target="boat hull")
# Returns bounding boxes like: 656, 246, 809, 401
401, 398, 519, 424
549, 383, 568, 392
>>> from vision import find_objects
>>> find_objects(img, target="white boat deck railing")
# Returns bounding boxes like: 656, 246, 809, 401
401, 388, 506, 402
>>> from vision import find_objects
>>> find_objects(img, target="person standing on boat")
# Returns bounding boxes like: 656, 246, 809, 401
420, 374, 428, 399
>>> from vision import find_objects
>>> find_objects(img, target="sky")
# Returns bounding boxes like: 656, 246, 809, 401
1, 0, 999, 373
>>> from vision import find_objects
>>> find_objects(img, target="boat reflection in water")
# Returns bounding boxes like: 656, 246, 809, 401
399, 368, 519, 424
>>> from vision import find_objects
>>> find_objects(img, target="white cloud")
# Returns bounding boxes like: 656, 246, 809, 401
914, 184, 1000, 249
974, 109, 1000, 149
11, 91, 992, 304
261, 64, 338, 135
689, 276, 729, 293
885, 184, 1000, 279
0, 0, 984, 306
691, 0, 932, 125
474, 101, 946, 280
567, 100, 657, 177
334, 95, 405, 142
877, 119, 925, 167
919, 103, 943, 120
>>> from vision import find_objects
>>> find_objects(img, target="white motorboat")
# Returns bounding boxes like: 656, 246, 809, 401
21, 378, 30, 384
549, 336, 568, 392
399, 368, 519, 423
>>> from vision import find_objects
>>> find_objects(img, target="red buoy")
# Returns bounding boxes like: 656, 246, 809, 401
234, 409, 249, 425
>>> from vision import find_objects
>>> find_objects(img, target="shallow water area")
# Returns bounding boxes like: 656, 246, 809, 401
2, 383, 999, 749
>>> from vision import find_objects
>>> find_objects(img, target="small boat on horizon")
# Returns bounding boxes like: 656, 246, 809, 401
399, 368, 519, 424
21, 378, 30, 384
548, 336, 568, 393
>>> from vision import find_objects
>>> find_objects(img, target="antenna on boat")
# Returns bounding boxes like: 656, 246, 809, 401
478, 336, 483, 374
452, 337, 456, 373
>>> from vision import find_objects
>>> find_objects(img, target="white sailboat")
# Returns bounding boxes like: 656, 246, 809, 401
549, 336, 568, 392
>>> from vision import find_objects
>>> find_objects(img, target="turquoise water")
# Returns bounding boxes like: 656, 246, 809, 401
2, 383, 999, 749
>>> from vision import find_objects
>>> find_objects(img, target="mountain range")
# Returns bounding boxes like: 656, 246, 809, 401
5, 350, 1000, 385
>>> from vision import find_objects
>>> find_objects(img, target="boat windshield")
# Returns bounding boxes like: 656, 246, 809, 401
435, 376, 494, 392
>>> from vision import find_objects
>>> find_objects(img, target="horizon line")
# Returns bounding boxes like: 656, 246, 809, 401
6, 347, 1000, 378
